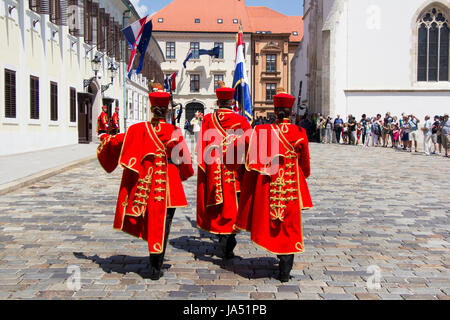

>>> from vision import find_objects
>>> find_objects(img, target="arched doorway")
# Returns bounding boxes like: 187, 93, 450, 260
77, 92, 93, 144
77, 79, 101, 143
185, 102, 205, 124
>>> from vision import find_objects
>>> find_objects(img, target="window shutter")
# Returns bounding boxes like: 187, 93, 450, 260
98, 8, 105, 50
5, 69, 17, 119
91, 2, 99, 45
30, 76, 40, 120
40, 0, 50, 14
49, 0, 60, 25
108, 17, 114, 55
50, 82, 58, 121
70, 87, 77, 122
83, 0, 91, 44
60, 0, 68, 26
29, 0, 42, 13
68, 0, 80, 36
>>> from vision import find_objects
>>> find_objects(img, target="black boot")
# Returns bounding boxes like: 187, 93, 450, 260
218, 234, 237, 260
149, 254, 164, 280
148, 209, 176, 280
278, 255, 294, 283
225, 234, 237, 259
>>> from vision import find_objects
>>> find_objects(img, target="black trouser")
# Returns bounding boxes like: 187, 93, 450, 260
98, 130, 107, 135
335, 128, 342, 144
149, 208, 176, 272
278, 254, 294, 276
217, 234, 237, 256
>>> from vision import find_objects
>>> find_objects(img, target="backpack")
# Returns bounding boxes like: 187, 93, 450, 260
184, 121, 191, 131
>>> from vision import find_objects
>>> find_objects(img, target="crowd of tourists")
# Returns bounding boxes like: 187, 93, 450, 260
297, 112, 450, 158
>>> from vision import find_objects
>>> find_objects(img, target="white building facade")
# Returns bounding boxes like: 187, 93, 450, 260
0, 0, 145, 156
126, 73, 150, 126
153, 31, 252, 129
292, 0, 450, 121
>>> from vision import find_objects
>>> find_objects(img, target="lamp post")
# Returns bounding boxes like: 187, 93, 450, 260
102, 63, 118, 93
84, 54, 102, 89
91, 54, 102, 78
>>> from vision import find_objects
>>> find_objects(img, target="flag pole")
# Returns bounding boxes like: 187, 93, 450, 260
239, 21, 245, 118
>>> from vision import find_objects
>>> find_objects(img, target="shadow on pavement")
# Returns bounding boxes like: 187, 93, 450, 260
72, 252, 168, 279
169, 236, 279, 280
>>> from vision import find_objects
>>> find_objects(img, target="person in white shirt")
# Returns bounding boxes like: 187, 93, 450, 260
190, 111, 203, 148
422, 115, 433, 156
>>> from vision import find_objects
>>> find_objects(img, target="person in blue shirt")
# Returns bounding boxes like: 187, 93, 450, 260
334, 115, 344, 144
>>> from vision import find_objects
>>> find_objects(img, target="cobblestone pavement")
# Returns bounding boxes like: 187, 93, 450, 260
0, 144, 449, 300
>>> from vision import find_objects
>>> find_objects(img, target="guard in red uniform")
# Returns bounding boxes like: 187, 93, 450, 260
110, 106, 120, 135
196, 87, 252, 259
97, 92, 194, 280
236, 93, 313, 282
97, 105, 109, 135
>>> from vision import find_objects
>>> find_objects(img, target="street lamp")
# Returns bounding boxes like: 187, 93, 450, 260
107, 63, 119, 85
91, 54, 102, 78
102, 63, 118, 93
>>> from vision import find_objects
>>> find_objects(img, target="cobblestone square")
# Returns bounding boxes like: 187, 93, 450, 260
0, 144, 449, 300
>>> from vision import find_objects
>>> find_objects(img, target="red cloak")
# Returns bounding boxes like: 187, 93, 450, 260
97, 120, 194, 253
236, 119, 313, 255
196, 109, 251, 234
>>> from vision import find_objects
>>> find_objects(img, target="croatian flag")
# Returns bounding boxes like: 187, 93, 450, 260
183, 46, 221, 68
164, 72, 178, 91
232, 29, 253, 121
183, 49, 193, 69
122, 16, 153, 79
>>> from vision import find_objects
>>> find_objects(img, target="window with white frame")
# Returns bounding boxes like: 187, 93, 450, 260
417, 7, 449, 82
214, 74, 224, 91
166, 42, 175, 59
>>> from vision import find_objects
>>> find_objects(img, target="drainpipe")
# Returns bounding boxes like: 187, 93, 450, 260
122, 6, 131, 131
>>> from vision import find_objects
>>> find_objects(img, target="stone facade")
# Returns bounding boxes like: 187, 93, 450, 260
292, 0, 450, 120
252, 34, 299, 118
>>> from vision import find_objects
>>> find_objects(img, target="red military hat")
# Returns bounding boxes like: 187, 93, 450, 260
216, 87, 235, 100
273, 93, 296, 108
149, 91, 170, 107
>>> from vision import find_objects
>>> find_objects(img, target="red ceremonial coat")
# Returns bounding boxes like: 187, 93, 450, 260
236, 119, 313, 255
97, 111, 109, 134
196, 109, 252, 234
111, 112, 120, 132
97, 120, 194, 253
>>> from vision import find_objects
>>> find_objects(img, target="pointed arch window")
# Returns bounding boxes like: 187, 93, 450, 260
417, 7, 449, 82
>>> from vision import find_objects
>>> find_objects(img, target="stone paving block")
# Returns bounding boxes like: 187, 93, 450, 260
356, 293, 381, 300
202, 285, 234, 293
377, 293, 404, 300
250, 292, 275, 300
402, 294, 437, 300
319, 294, 357, 300
410, 288, 443, 295
297, 293, 321, 300
169, 291, 190, 298
275, 292, 299, 300
180, 284, 202, 293
387, 288, 412, 295
322, 287, 346, 294
255, 285, 278, 293
1, 146, 449, 300
299, 286, 323, 294
37, 290, 75, 298
277, 285, 300, 293
215, 292, 250, 300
